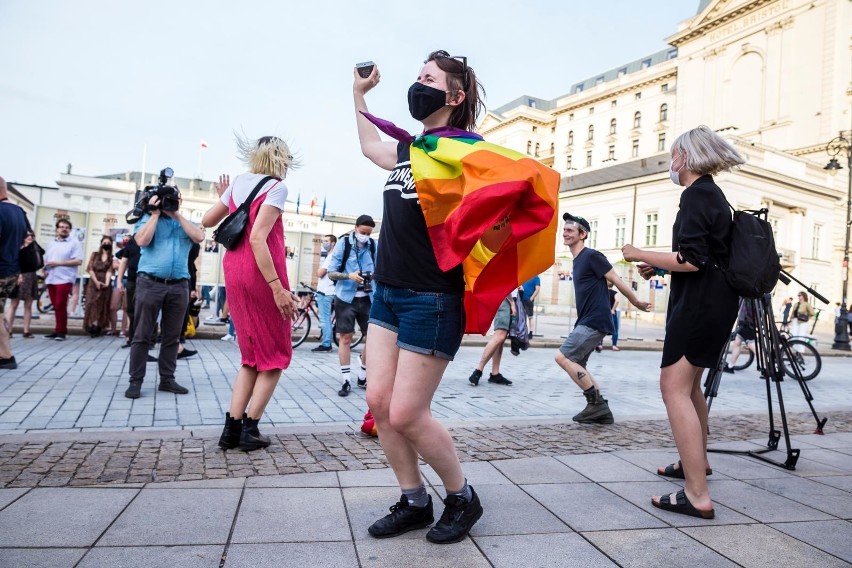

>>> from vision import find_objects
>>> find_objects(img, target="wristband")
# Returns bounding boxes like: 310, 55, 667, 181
267, 277, 279, 284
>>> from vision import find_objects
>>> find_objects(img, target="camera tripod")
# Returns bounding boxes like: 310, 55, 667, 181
703, 269, 828, 470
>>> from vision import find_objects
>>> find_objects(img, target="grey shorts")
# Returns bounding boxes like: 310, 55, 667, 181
492, 301, 513, 331
559, 324, 606, 368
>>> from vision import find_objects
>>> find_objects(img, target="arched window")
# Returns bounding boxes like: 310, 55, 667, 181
588, 125, 595, 141
526, 141, 532, 154
534, 142, 540, 157
609, 118, 617, 135
568, 130, 574, 145
659, 103, 668, 122
633, 111, 642, 129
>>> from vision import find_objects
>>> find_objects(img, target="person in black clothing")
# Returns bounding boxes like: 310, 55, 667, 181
177, 242, 200, 359
622, 125, 744, 520
0, 176, 30, 370
116, 233, 141, 348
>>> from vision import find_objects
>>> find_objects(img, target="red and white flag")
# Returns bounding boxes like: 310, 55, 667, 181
200, 140, 209, 149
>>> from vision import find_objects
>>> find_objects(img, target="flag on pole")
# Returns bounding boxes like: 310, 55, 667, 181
295, 193, 300, 215
200, 140, 208, 149
321, 196, 327, 221
309, 196, 317, 215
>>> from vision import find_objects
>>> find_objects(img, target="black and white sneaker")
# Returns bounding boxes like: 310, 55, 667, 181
488, 373, 512, 386
368, 495, 434, 538
468, 370, 482, 386
426, 488, 483, 544
357, 378, 367, 389
338, 381, 351, 397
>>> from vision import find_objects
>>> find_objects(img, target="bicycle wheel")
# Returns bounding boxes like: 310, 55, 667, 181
291, 310, 311, 348
37, 287, 53, 313
332, 321, 364, 348
724, 340, 754, 371
781, 339, 821, 381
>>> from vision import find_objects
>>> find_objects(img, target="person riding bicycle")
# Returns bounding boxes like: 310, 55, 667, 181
724, 300, 756, 374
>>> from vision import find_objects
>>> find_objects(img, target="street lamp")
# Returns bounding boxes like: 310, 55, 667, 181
824, 131, 852, 351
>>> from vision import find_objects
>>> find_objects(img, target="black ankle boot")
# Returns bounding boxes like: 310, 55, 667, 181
218, 412, 242, 450
239, 414, 271, 451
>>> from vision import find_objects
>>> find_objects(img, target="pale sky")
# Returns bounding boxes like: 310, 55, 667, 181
0, 0, 697, 218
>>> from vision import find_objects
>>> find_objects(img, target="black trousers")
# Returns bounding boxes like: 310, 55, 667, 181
128, 276, 188, 383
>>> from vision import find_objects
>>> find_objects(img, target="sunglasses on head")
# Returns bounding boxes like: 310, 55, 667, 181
429, 50, 469, 91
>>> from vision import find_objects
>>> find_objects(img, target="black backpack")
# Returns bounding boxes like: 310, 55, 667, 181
338, 233, 376, 272
722, 204, 780, 298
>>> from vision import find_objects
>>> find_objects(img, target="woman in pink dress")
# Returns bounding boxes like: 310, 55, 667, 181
202, 135, 298, 451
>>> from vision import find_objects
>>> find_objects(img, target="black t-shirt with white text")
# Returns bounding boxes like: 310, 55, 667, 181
572, 247, 614, 334
373, 142, 464, 295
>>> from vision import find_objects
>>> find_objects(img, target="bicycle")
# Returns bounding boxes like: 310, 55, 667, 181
724, 319, 821, 381
291, 282, 364, 349
36, 274, 53, 314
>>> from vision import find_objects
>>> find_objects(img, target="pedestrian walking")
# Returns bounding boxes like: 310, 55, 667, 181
83, 235, 114, 337
790, 291, 814, 352
4, 230, 38, 340
43, 218, 84, 341
622, 124, 745, 520
312, 234, 337, 353
468, 291, 517, 386
202, 135, 298, 451
0, 176, 30, 369
521, 275, 540, 333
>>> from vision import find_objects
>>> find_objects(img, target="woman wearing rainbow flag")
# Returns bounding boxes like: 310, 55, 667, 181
352, 51, 559, 544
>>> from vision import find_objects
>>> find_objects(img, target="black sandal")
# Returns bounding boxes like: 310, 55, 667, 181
652, 490, 714, 519
658, 460, 712, 479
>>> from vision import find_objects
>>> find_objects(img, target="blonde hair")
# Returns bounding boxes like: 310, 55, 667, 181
671, 125, 745, 176
235, 132, 300, 179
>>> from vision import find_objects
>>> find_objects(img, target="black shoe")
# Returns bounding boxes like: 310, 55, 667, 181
488, 373, 512, 386
0, 357, 17, 370
573, 390, 614, 424
239, 415, 271, 451
176, 349, 197, 359
147, 355, 158, 362
54, 334, 66, 341
121, 342, 131, 349
311, 344, 332, 352
158, 378, 189, 394
44, 333, 59, 339
368, 495, 434, 538
125, 381, 142, 399
426, 488, 483, 544
468, 369, 482, 386
357, 377, 367, 389
594, 345, 603, 353
218, 412, 243, 450
722, 364, 735, 374
338, 380, 351, 397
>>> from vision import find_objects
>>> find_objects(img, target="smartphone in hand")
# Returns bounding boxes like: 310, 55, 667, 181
356, 61, 375, 78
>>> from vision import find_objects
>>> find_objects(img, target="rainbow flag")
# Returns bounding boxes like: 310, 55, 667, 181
363, 113, 559, 334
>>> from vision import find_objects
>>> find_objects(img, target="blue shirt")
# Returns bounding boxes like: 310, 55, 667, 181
329, 232, 376, 303
135, 214, 193, 280
0, 201, 29, 278
572, 247, 614, 334
522, 276, 541, 301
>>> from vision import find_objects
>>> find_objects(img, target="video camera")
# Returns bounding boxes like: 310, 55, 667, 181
360, 271, 374, 294
126, 167, 181, 224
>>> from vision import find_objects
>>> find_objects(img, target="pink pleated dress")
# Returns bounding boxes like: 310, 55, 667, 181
222, 176, 292, 371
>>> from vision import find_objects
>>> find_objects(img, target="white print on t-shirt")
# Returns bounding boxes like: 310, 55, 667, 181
384, 160, 417, 200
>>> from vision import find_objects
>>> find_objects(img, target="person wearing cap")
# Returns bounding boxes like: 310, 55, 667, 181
327, 214, 376, 396
557, 212, 651, 424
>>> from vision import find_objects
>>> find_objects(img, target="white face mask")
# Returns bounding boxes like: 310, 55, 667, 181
354, 232, 370, 244
669, 154, 683, 186
320, 242, 331, 252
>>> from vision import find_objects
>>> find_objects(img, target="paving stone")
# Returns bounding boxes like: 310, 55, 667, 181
245, 472, 339, 488
0, 487, 137, 546
680, 523, 851, 568
231, 488, 350, 543
355, 536, 490, 568
475, 532, 616, 567
421, 460, 512, 486
810, 475, 852, 493
0, 548, 87, 567
489, 456, 588, 484
460, 483, 571, 536
0, 488, 28, 510
99, 488, 240, 545
744, 476, 852, 518
555, 452, 662, 482
768, 519, 852, 562
79, 545, 223, 567
709, 479, 836, 523
225, 542, 358, 568
337, 467, 401, 487
584, 527, 738, 567
342, 486, 442, 542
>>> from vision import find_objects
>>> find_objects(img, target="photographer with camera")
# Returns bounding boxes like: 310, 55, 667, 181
328, 214, 376, 397
124, 168, 204, 399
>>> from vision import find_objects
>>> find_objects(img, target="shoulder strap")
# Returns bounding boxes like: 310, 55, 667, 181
236, 176, 277, 212
339, 235, 353, 272
369, 238, 376, 261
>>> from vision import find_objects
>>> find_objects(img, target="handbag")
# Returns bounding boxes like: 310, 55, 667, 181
796, 313, 809, 322
213, 176, 277, 251
19, 240, 45, 273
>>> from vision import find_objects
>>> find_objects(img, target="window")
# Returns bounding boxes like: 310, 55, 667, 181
595, 76, 604, 86
566, 155, 573, 169
528, 99, 537, 108
589, 107, 595, 115
617, 68, 627, 78
667, 48, 677, 60
534, 142, 540, 157
532, 125, 538, 133
611, 100, 617, 108
657, 133, 666, 152
588, 125, 594, 141
632, 139, 639, 157
659, 103, 668, 122
568, 130, 574, 145
645, 213, 658, 246
574, 84, 584, 93
641, 58, 652, 69
608, 145, 615, 160
615, 217, 626, 248
588, 219, 598, 248
661, 83, 669, 92
633, 111, 642, 128
635, 92, 642, 100
586, 151, 592, 167
609, 118, 617, 135
770, 218, 780, 242
526, 141, 532, 154
549, 142, 554, 155
551, 127, 556, 134
812, 224, 822, 258
569, 113, 574, 121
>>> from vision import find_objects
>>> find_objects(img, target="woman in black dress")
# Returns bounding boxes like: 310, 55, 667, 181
622, 125, 744, 519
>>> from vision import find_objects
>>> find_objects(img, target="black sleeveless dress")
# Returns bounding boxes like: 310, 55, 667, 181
661, 175, 738, 368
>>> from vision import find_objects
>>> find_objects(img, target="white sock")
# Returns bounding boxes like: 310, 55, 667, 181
340, 365, 350, 383
358, 362, 367, 381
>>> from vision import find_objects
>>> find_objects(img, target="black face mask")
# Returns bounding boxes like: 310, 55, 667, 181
408, 82, 447, 121
101, 244, 112, 251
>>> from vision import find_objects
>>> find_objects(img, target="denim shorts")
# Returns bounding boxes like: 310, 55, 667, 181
559, 324, 606, 368
369, 281, 464, 361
